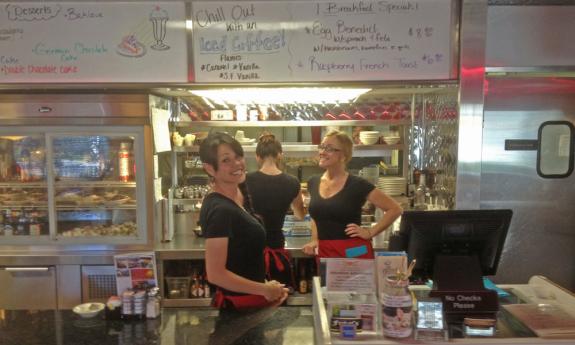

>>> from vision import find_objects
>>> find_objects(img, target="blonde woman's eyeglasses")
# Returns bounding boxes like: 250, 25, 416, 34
317, 144, 341, 153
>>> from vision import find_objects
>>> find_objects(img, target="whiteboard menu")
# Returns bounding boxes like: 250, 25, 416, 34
0, 2, 187, 82
192, 0, 455, 82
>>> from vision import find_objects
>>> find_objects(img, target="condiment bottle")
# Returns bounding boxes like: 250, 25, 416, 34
298, 262, 308, 294
118, 142, 131, 182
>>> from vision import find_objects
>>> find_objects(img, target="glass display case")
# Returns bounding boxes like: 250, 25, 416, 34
0, 127, 149, 247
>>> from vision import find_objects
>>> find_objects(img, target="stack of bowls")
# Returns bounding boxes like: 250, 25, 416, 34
382, 131, 400, 145
359, 131, 380, 145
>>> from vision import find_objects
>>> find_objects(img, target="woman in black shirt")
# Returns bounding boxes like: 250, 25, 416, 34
199, 132, 288, 310
246, 133, 305, 290
302, 130, 403, 259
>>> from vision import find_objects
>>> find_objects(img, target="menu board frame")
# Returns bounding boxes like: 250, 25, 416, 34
190, 0, 459, 83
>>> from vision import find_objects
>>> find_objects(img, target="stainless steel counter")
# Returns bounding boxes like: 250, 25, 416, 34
155, 234, 314, 260
0, 250, 117, 265
0, 232, 390, 264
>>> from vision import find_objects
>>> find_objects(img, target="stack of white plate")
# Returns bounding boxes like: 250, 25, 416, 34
359, 131, 380, 145
378, 177, 406, 196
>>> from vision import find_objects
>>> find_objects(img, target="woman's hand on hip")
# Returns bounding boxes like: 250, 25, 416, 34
345, 223, 372, 240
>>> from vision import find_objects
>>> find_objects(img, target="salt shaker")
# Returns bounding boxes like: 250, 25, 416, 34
146, 287, 161, 319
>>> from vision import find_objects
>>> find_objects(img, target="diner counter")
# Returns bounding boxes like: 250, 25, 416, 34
0, 306, 315, 345
0, 232, 390, 264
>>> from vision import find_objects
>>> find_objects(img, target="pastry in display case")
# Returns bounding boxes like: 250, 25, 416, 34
51, 135, 138, 239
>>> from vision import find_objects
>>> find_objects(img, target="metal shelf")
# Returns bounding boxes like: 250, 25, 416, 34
174, 143, 403, 158
55, 205, 137, 210
0, 182, 47, 188
175, 119, 411, 128
172, 198, 203, 206
54, 181, 137, 188
0, 205, 48, 210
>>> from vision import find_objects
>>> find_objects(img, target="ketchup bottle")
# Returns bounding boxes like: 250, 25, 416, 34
118, 142, 131, 182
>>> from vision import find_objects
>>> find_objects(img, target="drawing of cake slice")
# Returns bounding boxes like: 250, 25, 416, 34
116, 34, 146, 57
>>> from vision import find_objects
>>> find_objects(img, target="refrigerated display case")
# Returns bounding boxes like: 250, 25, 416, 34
0, 127, 148, 246
0, 94, 154, 250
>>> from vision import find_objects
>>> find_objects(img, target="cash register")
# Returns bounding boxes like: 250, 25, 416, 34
391, 209, 513, 330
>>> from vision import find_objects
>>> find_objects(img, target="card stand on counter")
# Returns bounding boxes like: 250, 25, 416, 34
321, 258, 380, 340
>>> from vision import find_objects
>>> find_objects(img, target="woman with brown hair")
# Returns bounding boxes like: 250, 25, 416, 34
246, 133, 305, 291
199, 132, 288, 310
302, 129, 403, 259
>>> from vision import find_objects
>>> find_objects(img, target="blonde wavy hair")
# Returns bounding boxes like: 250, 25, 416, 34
324, 129, 353, 163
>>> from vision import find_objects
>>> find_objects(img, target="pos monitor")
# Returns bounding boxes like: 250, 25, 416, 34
391, 209, 512, 320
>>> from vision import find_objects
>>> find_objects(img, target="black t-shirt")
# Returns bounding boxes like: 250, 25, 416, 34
246, 171, 300, 248
199, 192, 266, 295
308, 174, 375, 240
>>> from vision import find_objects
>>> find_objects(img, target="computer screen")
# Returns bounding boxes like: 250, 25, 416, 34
391, 209, 512, 291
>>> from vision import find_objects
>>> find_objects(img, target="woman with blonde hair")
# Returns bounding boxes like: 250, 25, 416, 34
302, 129, 403, 259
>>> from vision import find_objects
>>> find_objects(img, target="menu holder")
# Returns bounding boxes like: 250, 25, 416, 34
503, 304, 575, 339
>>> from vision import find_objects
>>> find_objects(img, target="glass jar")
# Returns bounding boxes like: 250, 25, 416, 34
382, 276, 413, 338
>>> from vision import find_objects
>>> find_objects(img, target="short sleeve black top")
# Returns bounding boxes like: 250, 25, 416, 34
308, 175, 375, 240
246, 171, 301, 249
199, 192, 266, 296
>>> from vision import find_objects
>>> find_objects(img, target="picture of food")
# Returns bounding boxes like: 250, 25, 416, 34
116, 34, 146, 58
116, 269, 130, 277
131, 268, 154, 280
137, 257, 153, 268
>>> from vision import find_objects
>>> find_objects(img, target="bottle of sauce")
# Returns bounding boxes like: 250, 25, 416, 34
298, 262, 308, 294
118, 143, 131, 182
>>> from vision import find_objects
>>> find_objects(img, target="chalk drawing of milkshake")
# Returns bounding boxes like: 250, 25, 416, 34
150, 6, 170, 51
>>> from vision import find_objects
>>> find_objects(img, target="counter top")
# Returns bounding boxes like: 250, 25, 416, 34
0, 306, 314, 345
155, 232, 389, 260
155, 234, 314, 259
0, 232, 389, 264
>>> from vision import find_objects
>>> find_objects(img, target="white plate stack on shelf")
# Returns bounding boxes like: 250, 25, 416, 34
359, 131, 380, 145
378, 177, 406, 196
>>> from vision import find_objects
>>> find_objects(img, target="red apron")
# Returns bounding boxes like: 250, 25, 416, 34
318, 238, 375, 259
264, 246, 295, 288
212, 289, 271, 311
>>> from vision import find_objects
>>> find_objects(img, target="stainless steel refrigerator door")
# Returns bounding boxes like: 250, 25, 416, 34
0, 266, 57, 309
482, 77, 575, 290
